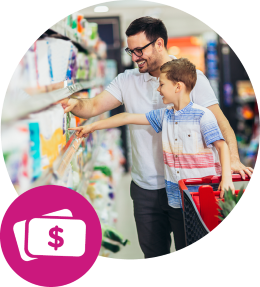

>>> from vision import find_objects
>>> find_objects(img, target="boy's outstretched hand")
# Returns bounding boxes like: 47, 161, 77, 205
68, 124, 94, 138
218, 177, 235, 199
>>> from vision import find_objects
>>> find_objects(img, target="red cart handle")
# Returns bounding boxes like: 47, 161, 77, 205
179, 173, 250, 191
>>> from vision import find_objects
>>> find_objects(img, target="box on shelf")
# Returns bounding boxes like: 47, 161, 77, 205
29, 105, 66, 170
236, 80, 255, 98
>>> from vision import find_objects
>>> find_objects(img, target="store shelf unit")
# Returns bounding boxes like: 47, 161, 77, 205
235, 93, 258, 167
2, 78, 105, 123
29, 115, 103, 189
50, 24, 88, 52
2, 12, 127, 257
76, 129, 106, 195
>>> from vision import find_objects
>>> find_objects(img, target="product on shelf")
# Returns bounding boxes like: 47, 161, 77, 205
28, 122, 42, 181
51, 13, 99, 50
101, 224, 129, 253
88, 55, 98, 80
29, 105, 66, 170
76, 52, 89, 80
46, 37, 78, 83
71, 147, 84, 179
2, 11, 129, 257
56, 163, 73, 189
88, 22, 98, 47
2, 123, 31, 194
236, 80, 255, 98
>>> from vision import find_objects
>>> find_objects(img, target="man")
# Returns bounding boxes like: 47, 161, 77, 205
59, 17, 253, 258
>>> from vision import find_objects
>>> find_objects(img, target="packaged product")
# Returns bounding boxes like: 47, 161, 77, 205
88, 22, 98, 47
71, 147, 84, 178
36, 39, 53, 86
29, 105, 66, 170
56, 163, 73, 189
46, 37, 78, 83
76, 53, 89, 80
2, 123, 31, 194
23, 43, 38, 88
88, 55, 98, 80
72, 170, 80, 190
97, 60, 106, 78
101, 224, 129, 253
66, 43, 78, 81
65, 112, 71, 142
28, 122, 42, 181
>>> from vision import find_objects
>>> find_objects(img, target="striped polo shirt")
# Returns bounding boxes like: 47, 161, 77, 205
146, 101, 224, 208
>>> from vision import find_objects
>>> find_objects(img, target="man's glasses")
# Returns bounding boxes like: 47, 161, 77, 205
125, 39, 158, 57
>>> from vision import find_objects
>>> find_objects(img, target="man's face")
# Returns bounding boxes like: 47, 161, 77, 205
127, 32, 161, 74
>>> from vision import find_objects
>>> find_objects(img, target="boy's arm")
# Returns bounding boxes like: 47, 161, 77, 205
92, 112, 149, 130
69, 112, 150, 138
213, 140, 235, 198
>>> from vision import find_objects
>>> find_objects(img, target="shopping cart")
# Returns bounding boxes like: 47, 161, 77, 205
178, 174, 250, 247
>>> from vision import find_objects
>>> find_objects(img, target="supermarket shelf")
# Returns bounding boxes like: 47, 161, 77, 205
52, 116, 100, 179
30, 115, 102, 188
236, 115, 254, 121
30, 169, 55, 190
236, 96, 256, 104
76, 130, 106, 195
48, 24, 92, 53
2, 78, 105, 123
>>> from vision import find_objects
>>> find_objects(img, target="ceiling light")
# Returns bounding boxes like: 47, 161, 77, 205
94, 6, 109, 12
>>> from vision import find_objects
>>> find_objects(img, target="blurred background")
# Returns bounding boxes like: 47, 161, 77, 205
2, 1, 258, 259
81, 1, 258, 171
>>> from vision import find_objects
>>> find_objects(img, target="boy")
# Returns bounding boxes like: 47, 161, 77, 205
69, 58, 235, 208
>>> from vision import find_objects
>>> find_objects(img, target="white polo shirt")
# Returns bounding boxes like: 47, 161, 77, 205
105, 56, 219, 190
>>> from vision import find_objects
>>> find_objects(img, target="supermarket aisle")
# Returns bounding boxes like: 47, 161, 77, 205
112, 173, 176, 259
113, 173, 143, 259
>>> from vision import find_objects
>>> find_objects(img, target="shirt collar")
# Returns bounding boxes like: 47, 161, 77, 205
143, 55, 177, 82
174, 101, 193, 115
144, 73, 158, 82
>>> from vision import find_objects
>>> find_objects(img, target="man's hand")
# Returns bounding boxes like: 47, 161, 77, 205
56, 98, 78, 114
230, 158, 253, 179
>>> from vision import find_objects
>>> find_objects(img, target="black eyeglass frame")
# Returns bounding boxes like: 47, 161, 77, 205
125, 38, 158, 57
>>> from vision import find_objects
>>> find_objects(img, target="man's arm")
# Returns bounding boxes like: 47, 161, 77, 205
58, 90, 122, 119
69, 113, 149, 138
208, 104, 253, 179
213, 140, 235, 198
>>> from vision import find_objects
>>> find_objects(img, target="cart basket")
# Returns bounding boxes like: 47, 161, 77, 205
178, 174, 250, 247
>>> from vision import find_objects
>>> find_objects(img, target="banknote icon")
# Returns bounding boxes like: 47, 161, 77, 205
13, 209, 86, 261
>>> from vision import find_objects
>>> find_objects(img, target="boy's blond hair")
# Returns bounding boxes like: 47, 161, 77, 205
160, 58, 197, 92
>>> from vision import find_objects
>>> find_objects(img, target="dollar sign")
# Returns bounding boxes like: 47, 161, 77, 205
48, 225, 64, 251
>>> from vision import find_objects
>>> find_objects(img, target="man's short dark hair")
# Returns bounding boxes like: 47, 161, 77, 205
126, 16, 168, 48
160, 58, 197, 92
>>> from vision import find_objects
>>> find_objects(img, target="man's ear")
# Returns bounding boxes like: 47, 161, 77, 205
156, 38, 164, 51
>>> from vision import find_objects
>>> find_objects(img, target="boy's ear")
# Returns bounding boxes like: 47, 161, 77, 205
176, 82, 185, 92
176, 82, 181, 92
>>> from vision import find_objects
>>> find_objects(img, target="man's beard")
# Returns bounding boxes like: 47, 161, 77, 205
137, 56, 159, 74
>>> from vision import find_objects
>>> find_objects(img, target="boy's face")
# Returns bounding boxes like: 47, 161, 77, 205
157, 73, 177, 105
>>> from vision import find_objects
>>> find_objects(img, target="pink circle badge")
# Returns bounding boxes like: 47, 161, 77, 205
0, 185, 102, 287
